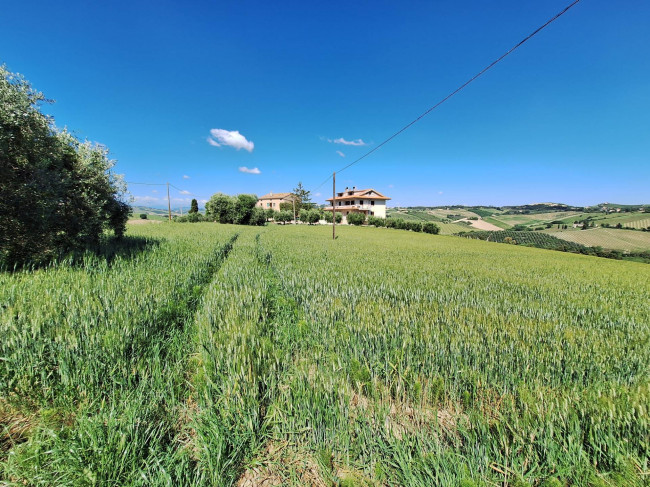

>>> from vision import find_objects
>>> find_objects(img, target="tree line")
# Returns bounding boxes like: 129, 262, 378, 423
174, 182, 320, 225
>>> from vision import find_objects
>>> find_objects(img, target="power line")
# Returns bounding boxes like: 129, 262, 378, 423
169, 183, 194, 195
313, 0, 582, 191
125, 181, 167, 186
127, 181, 205, 198
169, 184, 210, 200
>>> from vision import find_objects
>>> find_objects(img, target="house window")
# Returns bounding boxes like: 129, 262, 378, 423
371, 200, 375, 205
267, 202, 271, 207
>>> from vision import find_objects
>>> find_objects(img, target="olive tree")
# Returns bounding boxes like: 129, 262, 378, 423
1, 65, 130, 267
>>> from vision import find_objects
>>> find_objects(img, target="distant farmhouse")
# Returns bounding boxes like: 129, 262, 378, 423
256, 192, 294, 210
325, 187, 390, 221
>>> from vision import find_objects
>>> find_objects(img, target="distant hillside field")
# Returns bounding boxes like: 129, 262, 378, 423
435, 222, 475, 234
457, 218, 503, 231
487, 211, 583, 228
386, 209, 470, 234
130, 205, 171, 216
426, 208, 481, 219
387, 209, 443, 222
596, 214, 650, 229
550, 228, 650, 251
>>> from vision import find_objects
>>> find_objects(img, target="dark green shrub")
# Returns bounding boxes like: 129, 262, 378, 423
189, 198, 199, 214
368, 216, 386, 227
324, 211, 342, 223
205, 193, 235, 223
346, 212, 366, 226
422, 222, 440, 234
276, 210, 293, 224
388, 218, 407, 230
405, 221, 422, 232
139, 214, 147, 220
307, 209, 321, 224
249, 207, 267, 226
233, 194, 258, 225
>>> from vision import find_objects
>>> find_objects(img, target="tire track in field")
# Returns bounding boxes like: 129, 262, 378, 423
177, 231, 308, 486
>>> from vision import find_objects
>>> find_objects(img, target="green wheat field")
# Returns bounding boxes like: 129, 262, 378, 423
1, 223, 648, 486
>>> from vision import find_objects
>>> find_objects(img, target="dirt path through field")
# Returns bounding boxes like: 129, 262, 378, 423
455, 218, 502, 231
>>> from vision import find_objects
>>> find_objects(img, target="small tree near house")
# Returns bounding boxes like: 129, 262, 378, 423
276, 211, 293, 224
347, 212, 366, 226
189, 198, 199, 214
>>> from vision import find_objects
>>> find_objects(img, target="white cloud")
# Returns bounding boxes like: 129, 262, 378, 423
183, 175, 190, 179
438, 191, 443, 195
207, 129, 254, 152
239, 166, 261, 175
179, 190, 191, 195
388, 184, 394, 189
133, 195, 164, 204
336, 150, 345, 158
314, 192, 322, 197
329, 137, 367, 146
151, 189, 158, 193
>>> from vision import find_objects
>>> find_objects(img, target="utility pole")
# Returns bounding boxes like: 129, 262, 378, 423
167, 182, 172, 221
332, 172, 336, 240
292, 193, 296, 224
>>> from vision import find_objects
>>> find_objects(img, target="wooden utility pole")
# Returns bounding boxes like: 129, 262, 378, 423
332, 172, 336, 240
167, 182, 172, 221
292, 194, 296, 224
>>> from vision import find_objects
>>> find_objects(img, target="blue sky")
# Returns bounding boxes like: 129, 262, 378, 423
2, 0, 649, 208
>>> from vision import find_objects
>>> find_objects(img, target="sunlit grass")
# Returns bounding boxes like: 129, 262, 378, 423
1, 223, 648, 486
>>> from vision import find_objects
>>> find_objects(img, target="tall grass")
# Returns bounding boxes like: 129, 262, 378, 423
2, 223, 648, 486
1, 224, 238, 485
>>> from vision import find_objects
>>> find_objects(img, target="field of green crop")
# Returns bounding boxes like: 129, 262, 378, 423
426, 208, 481, 220
549, 228, 650, 252
387, 210, 443, 222
482, 216, 510, 229
2, 223, 649, 486
551, 212, 650, 229
597, 215, 650, 229
486, 211, 584, 228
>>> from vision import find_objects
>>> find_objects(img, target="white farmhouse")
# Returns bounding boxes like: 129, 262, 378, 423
256, 192, 294, 210
325, 187, 390, 221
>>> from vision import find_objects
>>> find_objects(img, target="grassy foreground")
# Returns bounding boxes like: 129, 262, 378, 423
1, 223, 648, 486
